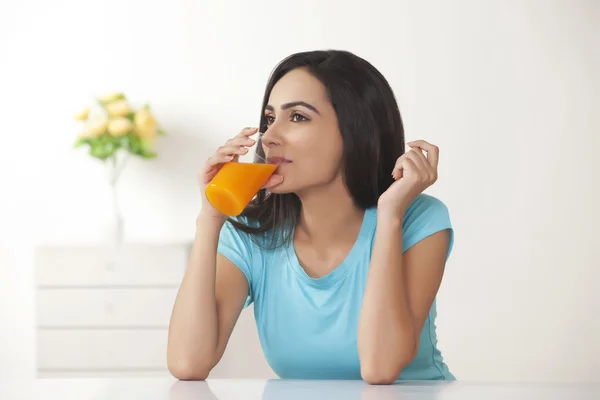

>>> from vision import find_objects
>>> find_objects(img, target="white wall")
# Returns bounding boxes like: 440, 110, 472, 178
1, 0, 598, 382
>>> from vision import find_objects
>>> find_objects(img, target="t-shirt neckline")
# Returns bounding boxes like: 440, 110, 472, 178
284, 207, 377, 287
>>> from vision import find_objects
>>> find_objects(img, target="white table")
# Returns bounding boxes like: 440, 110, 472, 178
0, 379, 598, 399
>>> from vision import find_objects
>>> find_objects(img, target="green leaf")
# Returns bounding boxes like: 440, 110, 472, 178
157, 129, 167, 136
125, 112, 135, 123
139, 150, 157, 159
96, 99, 107, 111
111, 140, 122, 153
126, 133, 143, 155
140, 138, 155, 151
73, 137, 90, 148
118, 135, 130, 148
89, 142, 106, 159
88, 135, 118, 160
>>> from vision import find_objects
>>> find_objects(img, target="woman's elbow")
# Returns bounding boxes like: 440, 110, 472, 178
360, 364, 402, 385
168, 364, 210, 381
360, 347, 418, 385
167, 358, 211, 381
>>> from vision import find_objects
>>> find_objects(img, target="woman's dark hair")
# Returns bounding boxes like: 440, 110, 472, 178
229, 49, 405, 248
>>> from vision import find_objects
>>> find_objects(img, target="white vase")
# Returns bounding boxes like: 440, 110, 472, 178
109, 177, 124, 248
107, 153, 128, 249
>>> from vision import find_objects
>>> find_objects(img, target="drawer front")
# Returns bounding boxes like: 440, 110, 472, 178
37, 288, 178, 327
37, 329, 168, 369
36, 245, 188, 286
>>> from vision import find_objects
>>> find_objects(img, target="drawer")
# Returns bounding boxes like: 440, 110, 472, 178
37, 288, 178, 328
35, 245, 188, 286
37, 329, 168, 370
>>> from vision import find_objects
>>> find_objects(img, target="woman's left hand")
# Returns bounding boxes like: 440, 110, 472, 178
378, 140, 439, 218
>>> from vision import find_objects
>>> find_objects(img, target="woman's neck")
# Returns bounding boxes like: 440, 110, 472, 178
295, 176, 365, 245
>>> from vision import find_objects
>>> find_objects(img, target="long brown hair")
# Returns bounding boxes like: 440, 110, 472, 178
229, 50, 405, 249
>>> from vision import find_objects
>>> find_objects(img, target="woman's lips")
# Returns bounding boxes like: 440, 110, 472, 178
267, 156, 292, 165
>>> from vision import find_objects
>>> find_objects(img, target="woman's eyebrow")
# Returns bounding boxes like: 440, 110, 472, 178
265, 101, 320, 115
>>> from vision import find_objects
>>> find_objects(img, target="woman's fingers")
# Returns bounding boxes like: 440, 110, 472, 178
239, 127, 259, 137
225, 136, 257, 148
407, 140, 439, 169
405, 148, 437, 181
405, 149, 429, 173
392, 155, 418, 180
206, 152, 234, 169
206, 129, 260, 166
201, 127, 262, 185
216, 144, 249, 157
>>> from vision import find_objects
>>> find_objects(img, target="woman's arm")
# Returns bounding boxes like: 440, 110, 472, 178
358, 140, 449, 384
358, 215, 450, 384
167, 213, 249, 380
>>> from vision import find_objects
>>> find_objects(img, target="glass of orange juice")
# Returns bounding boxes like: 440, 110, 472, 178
205, 153, 280, 217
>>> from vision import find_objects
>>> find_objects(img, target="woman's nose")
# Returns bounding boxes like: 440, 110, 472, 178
261, 127, 281, 148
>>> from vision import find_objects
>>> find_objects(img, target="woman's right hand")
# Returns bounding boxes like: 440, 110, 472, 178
198, 127, 283, 220
199, 127, 259, 219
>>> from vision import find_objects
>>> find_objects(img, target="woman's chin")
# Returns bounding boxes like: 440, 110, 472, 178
267, 181, 294, 195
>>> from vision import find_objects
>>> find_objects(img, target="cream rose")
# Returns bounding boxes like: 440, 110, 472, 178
74, 107, 90, 121
84, 117, 108, 138
134, 109, 157, 139
106, 100, 131, 117
108, 117, 133, 137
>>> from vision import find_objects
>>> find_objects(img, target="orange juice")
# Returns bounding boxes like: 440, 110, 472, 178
205, 162, 278, 216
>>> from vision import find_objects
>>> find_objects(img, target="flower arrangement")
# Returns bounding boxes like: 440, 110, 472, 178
73, 92, 166, 161
72, 92, 167, 247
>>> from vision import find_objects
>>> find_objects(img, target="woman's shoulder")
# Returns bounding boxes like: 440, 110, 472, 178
222, 216, 262, 243
222, 216, 283, 252
404, 194, 450, 220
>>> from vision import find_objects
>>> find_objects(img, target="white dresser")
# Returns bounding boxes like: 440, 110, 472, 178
34, 244, 189, 378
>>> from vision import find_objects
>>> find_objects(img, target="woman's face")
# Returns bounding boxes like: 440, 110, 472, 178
261, 68, 344, 195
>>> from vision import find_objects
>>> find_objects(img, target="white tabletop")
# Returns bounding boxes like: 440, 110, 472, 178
0, 378, 598, 400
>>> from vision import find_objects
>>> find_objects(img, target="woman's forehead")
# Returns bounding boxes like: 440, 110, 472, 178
267, 69, 328, 108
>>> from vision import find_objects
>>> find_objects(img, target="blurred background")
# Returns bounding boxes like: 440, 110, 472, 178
0, 0, 598, 383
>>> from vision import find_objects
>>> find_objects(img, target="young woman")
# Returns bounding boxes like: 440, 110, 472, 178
167, 50, 454, 384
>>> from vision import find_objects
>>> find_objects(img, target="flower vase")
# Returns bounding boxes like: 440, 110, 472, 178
109, 177, 124, 249
107, 154, 128, 249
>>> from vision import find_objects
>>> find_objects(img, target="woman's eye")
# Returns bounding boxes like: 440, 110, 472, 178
265, 115, 275, 125
291, 113, 308, 122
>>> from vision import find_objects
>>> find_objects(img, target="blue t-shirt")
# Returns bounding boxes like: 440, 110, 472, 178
217, 194, 455, 381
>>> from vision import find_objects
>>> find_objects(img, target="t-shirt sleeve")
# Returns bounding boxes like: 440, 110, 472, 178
216, 219, 256, 307
402, 194, 454, 259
